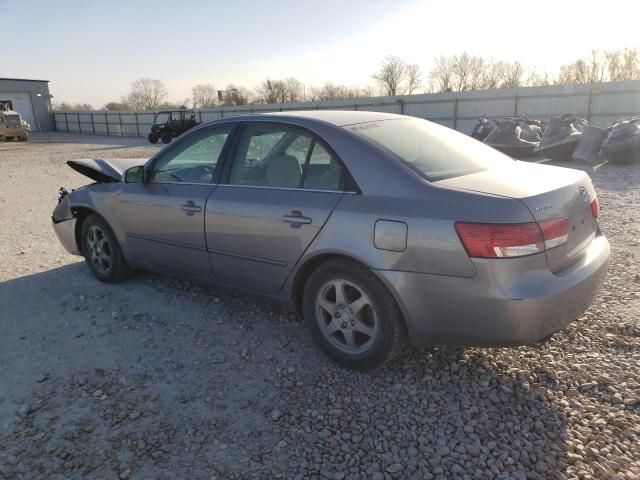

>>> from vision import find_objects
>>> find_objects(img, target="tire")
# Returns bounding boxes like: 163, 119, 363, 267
18, 135, 28, 142
80, 214, 130, 283
148, 132, 159, 144
161, 132, 172, 144
303, 259, 408, 369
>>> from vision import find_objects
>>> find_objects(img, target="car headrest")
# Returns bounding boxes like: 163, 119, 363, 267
266, 154, 301, 188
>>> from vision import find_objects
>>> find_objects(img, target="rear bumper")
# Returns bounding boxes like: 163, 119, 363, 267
375, 234, 610, 346
52, 218, 80, 255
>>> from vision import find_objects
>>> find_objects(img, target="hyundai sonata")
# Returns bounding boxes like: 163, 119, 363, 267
52, 111, 610, 368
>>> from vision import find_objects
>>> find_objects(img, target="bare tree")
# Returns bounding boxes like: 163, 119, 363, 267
524, 69, 551, 87
256, 79, 279, 104
482, 62, 506, 89
309, 82, 370, 101
450, 53, 485, 91
558, 50, 607, 84
191, 83, 217, 108
430, 53, 487, 92
588, 49, 607, 83
53, 102, 94, 111
429, 56, 455, 92
431, 54, 551, 92
311, 82, 344, 101
372, 55, 407, 96
360, 85, 378, 97
221, 84, 249, 106
620, 48, 640, 79
605, 48, 640, 81
500, 61, 525, 88
285, 77, 304, 102
103, 101, 129, 111
256, 77, 303, 103
405, 64, 422, 94
123, 78, 168, 110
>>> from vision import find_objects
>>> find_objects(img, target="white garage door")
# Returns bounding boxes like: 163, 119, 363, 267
0, 92, 37, 130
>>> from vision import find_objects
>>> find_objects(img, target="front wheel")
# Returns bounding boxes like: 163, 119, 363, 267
81, 214, 130, 283
303, 259, 408, 369
18, 135, 28, 142
148, 132, 159, 144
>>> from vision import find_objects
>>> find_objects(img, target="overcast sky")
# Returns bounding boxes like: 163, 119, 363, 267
3, 0, 640, 106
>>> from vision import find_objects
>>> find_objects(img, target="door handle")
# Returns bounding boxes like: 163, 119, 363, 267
181, 201, 202, 214
283, 210, 312, 225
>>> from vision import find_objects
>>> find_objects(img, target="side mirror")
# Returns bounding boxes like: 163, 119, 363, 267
124, 165, 145, 183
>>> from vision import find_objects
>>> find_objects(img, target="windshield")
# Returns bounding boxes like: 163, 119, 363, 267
154, 112, 170, 124
346, 118, 514, 181
4, 114, 21, 128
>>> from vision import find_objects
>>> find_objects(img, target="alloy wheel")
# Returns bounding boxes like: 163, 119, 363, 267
315, 279, 378, 354
86, 225, 112, 275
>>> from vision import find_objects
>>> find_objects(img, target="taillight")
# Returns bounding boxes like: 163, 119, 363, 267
454, 222, 544, 258
455, 218, 569, 259
590, 198, 599, 219
538, 217, 569, 250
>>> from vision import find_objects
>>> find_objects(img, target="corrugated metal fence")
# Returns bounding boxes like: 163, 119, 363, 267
53, 80, 640, 137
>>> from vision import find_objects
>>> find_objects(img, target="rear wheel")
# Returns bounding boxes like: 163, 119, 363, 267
81, 214, 130, 283
303, 259, 408, 369
18, 135, 28, 142
161, 132, 172, 144
148, 132, 159, 144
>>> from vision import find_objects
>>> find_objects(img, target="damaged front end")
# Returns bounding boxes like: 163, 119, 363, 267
52, 157, 147, 256
52, 188, 81, 255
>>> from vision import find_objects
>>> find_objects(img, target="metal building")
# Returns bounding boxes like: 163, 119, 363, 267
0, 78, 53, 132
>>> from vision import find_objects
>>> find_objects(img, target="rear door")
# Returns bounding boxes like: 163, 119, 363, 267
205, 122, 346, 294
118, 124, 235, 278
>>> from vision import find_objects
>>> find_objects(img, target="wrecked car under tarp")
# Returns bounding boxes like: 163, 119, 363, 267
534, 114, 587, 162
600, 117, 640, 164
482, 117, 544, 159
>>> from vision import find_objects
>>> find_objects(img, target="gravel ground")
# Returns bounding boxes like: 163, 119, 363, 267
1, 133, 639, 480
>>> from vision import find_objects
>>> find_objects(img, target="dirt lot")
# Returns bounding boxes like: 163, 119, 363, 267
1, 133, 639, 479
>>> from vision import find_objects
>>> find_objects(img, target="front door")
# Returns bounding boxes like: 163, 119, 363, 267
205, 123, 346, 294
118, 124, 234, 279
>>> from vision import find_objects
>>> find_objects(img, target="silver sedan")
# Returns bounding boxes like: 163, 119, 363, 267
52, 111, 610, 368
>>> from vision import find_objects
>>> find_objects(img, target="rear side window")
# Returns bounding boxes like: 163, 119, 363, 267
229, 124, 343, 190
347, 118, 513, 181
302, 143, 342, 190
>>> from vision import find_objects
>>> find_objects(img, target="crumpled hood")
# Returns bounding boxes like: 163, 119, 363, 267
67, 158, 147, 183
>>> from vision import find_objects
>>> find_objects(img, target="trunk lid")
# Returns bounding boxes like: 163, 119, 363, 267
67, 158, 147, 183
437, 161, 598, 271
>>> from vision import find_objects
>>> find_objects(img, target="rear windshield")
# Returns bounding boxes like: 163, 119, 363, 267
346, 118, 513, 181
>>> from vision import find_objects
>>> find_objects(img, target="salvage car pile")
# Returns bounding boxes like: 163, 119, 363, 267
473, 115, 640, 164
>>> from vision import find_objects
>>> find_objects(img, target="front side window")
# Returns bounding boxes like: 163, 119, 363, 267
229, 124, 344, 190
154, 112, 170, 124
150, 126, 231, 183
347, 118, 513, 181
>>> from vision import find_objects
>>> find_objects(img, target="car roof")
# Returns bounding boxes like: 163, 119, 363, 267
263, 110, 402, 126
206, 110, 403, 128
